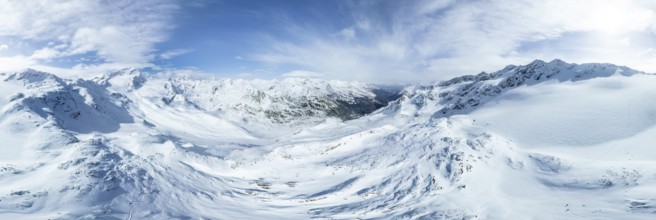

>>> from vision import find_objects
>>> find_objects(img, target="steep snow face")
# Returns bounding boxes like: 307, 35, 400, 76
1, 60, 656, 219
2, 70, 133, 134
470, 73, 656, 147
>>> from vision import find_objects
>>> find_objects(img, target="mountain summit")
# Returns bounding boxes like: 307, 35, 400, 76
0, 60, 655, 219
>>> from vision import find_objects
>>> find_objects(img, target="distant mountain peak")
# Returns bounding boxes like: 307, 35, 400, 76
3, 68, 66, 89
93, 68, 146, 91
156, 76, 400, 124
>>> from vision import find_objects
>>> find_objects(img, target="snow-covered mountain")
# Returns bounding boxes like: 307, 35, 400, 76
1, 59, 656, 219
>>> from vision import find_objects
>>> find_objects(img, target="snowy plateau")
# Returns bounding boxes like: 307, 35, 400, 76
1, 59, 656, 219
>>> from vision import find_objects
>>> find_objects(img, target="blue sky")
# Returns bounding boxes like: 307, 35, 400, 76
1, 0, 655, 82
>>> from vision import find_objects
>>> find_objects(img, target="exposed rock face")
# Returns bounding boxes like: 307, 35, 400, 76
156, 77, 401, 124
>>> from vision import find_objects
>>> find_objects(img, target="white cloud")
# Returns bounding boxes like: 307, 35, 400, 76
0, 0, 179, 73
67, 26, 156, 63
159, 49, 194, 60
0, 44, 8, 50
0, 55, 36, 72
254, 0, 656, 82
282, 70, 324, 78
30, 47, 61, 60
335, 28, 356, 40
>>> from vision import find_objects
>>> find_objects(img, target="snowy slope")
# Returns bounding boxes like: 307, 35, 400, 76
0, 60, 655, 219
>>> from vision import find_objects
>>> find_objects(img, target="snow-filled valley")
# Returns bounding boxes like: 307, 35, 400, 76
1, 59, 656, 219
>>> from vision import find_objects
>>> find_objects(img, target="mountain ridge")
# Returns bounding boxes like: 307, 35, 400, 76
1, 59, 655, 219
384, 59, 646, 119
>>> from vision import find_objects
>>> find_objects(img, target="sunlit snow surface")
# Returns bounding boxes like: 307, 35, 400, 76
1, 60, 656, 219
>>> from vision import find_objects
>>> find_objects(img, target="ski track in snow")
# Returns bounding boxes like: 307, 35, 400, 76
0, 60, 656, 219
